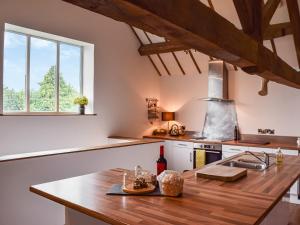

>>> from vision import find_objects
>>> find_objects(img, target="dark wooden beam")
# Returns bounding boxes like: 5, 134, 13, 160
262, 0, 281, 33
270, 39, 278, 56
62, 0, 300, 88
140, 23, 292, 56
264, 22, 292, 40
188, 50, 202, 74
287, 0, 300, 68
138, 41, 189, 55
207, 0, 215, 11
233, 0, 263, 41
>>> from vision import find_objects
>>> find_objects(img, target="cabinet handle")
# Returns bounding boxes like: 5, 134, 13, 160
206, 150, 221, 154
228, 148, 242, 152
190, 152, 193, 162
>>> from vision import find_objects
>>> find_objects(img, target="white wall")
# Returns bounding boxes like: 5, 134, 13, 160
0, 142, 163, 225
0, 0, 160, 156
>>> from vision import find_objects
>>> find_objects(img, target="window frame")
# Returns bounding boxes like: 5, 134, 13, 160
3, 29, 84, 115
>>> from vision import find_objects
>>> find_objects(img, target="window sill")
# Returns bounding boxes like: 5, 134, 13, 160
0, 113, 97, 116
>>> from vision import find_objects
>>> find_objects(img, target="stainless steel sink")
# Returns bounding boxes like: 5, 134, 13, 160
219, 152, 275, 171
221, 160, 267, 171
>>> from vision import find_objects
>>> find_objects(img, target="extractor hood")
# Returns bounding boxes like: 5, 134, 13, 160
200, 60, 237, 141
201, 60, 233, 102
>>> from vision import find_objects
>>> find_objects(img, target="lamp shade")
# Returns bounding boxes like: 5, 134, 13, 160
161, 112, 175, 121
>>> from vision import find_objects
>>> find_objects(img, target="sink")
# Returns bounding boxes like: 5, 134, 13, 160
219, 152, 275, 171
221, 160, 267, 171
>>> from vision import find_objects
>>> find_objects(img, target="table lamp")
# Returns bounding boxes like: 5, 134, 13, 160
161, 112, 175, 131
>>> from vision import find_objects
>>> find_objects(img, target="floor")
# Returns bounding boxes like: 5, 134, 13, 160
289, 203, 300, 225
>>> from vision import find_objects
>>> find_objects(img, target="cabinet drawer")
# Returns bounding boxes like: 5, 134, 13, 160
173, 141, 193, 149
222, 145, 249, 152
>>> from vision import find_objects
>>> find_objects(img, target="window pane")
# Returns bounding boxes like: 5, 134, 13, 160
3, 32, 27, 112
30, 37, 57, 112
59, 44, 81, 112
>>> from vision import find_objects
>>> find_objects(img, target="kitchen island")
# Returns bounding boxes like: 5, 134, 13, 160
30, 155, 300, 225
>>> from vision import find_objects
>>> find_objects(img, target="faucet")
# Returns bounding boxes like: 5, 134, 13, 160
245, 151, 270, 168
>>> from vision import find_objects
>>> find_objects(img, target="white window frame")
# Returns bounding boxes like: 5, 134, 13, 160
2, 23, 94, 115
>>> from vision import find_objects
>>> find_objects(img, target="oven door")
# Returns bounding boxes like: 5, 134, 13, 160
205, 150, 222, 164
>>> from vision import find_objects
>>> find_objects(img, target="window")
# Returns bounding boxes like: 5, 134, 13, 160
2, 24, 93, 114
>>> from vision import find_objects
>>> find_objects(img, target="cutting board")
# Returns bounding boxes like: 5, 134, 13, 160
196, 165, 247, 182
122, 183, 156, 194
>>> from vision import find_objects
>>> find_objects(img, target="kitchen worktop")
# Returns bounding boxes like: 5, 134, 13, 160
143, 134, 300, 151
0, 138, 162, 163
31, 154, 300, 225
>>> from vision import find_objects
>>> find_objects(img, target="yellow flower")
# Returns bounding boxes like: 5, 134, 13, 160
74, 96, 88, 105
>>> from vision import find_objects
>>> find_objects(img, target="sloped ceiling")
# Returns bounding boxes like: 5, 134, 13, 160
132, 0, 298, 77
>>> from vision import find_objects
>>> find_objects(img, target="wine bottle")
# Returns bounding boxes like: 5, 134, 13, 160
234, 126, 240, 141
157, 145, 167, 175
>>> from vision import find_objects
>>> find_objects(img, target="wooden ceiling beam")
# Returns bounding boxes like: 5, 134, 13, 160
286, 0, 300, 68
264, 22, 292, 40
140, 23, 292, 56
138, 41, 189, 55
233, 0, 263, 41
63, 0, 300, 88
262, 0, 281, 33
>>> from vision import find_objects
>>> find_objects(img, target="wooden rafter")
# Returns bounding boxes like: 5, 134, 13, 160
138, 41, 188, 56
233, 0, 263, 41
163, 38, 186, 75
262, 0, 281, 33
286, 0, 300, 68
143, 31, 171, 75
140, 22, 292, 56
63, 0, 300, 89
130, 26, 162, 76
188, 50, 202, 74
264, 22, 292, 40
270, 39, 278, 56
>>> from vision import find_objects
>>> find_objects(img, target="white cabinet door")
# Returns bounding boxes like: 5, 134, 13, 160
173, 146, 193, 172
164, 141, 174, 170
165, 141, 193, 172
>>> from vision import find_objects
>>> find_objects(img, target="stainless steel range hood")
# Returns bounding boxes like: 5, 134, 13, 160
200, 60, 237, 141
202, 60, 233, 102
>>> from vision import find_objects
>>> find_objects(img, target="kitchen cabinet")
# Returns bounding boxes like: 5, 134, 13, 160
222, 145, 248, 159
164, 141, 193, 172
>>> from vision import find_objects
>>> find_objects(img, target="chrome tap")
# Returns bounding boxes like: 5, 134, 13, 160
245, 151, 270, 168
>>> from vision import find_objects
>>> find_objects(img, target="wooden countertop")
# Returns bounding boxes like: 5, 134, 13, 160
0, 139, 163, 163
31, 155, 300, 225
144, 134, 300, 151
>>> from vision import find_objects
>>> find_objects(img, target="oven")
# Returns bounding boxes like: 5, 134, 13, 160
193, 143, 222, 168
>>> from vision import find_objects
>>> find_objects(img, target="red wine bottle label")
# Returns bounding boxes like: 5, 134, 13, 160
157, 162, 166, 175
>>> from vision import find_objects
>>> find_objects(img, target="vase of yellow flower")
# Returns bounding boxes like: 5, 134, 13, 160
74, 96, 88, 115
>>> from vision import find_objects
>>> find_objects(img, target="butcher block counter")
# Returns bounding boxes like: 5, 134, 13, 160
30, 154, 300, 225
144, 134, 300, 151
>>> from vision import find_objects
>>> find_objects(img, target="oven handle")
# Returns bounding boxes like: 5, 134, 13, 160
205, 150, 221, 154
